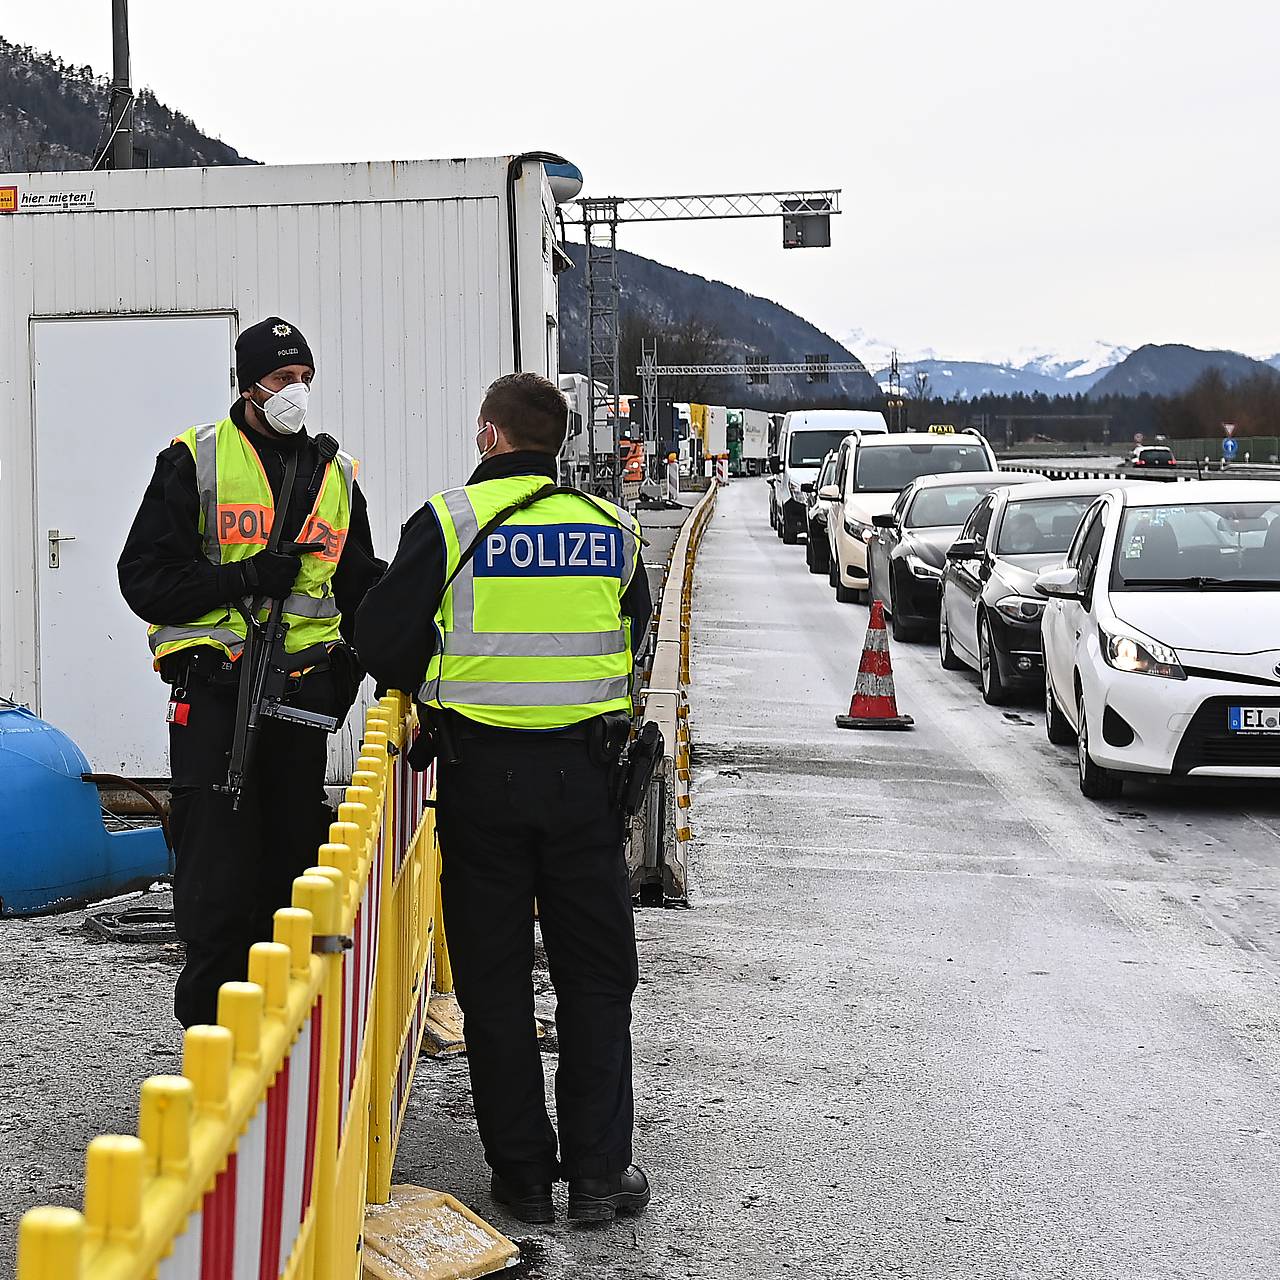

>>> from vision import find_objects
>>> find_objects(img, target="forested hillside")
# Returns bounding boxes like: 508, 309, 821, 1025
0, 38, 252, 172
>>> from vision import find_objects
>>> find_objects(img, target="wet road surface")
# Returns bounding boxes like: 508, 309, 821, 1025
397, 477, 1280, 1277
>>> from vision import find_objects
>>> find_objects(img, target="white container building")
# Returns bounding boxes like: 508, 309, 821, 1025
0, 155, 565, 778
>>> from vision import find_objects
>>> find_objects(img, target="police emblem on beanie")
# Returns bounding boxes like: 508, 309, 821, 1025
236, 316, 314, 390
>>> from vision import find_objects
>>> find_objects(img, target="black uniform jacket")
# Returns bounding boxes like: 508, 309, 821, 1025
355, 451, 653, 699
118, 400, 385, 680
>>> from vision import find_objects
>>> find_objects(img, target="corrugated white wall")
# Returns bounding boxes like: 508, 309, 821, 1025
0, 157, 559, 775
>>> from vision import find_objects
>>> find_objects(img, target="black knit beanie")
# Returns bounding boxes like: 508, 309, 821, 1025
235, 317, 315, 391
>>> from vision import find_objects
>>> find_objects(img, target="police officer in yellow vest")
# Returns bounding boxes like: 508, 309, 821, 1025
119, 317, 384, 1028
356, 373, 653, 1226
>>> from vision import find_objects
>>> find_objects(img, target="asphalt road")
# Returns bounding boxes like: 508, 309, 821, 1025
396, 478, 1280, 1277
8, 479, 1280, 1277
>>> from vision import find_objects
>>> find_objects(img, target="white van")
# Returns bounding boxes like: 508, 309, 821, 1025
769, 409, 888, 544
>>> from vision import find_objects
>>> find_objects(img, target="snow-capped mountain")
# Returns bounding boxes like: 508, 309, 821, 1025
838, 333, 1133, 400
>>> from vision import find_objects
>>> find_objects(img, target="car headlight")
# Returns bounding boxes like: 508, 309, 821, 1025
845, 517, 873, 542
994, 594, 1045, 622
1099, 626, 1185, 680
905, 554, 941, 580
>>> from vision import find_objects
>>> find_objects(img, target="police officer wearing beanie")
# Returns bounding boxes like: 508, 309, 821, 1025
119, 317, 384, 1028
356, 372, 653, 1226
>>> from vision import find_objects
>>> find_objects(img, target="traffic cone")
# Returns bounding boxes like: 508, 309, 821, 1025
836, 601, 915, 731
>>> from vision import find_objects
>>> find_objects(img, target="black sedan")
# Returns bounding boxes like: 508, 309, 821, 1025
867, 473, 1037, 642
938, 478, 1131, 703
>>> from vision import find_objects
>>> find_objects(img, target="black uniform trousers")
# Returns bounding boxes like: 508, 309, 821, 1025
436, 722, 639, 1185
169, 673, 335, 1028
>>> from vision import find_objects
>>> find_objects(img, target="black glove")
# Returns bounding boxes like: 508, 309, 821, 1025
240, 548, 302, 599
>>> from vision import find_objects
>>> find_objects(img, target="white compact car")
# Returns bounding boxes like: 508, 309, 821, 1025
1038, 481, 1280, 798
821, 430, 997, 603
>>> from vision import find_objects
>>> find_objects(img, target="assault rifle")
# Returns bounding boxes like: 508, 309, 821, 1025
220, 538, 339, 809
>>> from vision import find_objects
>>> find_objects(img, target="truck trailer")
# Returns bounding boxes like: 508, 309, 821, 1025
0, 155, 565, 779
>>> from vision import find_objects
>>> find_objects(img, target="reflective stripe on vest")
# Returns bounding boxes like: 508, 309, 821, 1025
147, 419, 354, 665
418, 476, 641, 729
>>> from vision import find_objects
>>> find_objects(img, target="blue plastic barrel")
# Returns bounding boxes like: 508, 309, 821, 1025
0, 704, 170, 916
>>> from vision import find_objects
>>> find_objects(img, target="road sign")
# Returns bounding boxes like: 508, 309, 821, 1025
1223, 437, 1239, 460
1224, 422, 1237, 437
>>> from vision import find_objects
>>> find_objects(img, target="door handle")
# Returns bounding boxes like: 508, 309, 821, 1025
48, 529, 76, 569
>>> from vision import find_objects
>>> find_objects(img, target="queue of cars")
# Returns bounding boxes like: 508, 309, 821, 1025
768, 420, 1280, 799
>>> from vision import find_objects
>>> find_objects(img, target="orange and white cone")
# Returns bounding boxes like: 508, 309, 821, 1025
836, 600, 915, 731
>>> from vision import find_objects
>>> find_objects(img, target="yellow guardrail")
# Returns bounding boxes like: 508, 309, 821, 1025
16, 692, 478, 1280
632, 481, 718, 903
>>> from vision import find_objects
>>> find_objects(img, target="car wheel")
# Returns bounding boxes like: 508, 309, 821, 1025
769, 501, 777, 531
834, 565, 859, 603
978, 613, 1007, 705
828, 554, 839, 589
1077, 692, 1124, 799
1044, 657, 1074, 745
782, 514, 800, 545
888, 570, 918, 642
939, 604, 965, 671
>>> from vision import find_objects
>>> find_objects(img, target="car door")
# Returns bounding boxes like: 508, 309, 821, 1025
949, 494, 995, 659
828, 438, 853, 562
1045, 501, 1105, 723
871, 485, 910, 605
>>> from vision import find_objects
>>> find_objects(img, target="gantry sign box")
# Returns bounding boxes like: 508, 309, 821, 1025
0, 156, 563, 778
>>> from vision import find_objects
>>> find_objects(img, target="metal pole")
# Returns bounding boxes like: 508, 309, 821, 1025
110, 0, 133, 171
608, 219, 622, 506
642, 339, 658, 479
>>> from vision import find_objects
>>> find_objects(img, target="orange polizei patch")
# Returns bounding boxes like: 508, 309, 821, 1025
299, 514, 347, 563
217, 504, 274, 546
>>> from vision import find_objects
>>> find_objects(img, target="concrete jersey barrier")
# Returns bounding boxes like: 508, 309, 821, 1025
630, 482, 719, 904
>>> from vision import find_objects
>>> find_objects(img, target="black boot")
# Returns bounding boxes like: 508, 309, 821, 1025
567, 1164, 651, 1223
490, 1173, 555, 1224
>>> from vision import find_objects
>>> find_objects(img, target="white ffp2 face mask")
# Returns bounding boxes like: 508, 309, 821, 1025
256, 381, 310, 435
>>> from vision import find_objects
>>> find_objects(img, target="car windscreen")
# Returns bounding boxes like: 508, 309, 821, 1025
853, 442, 990, 493
789, 430, 851, 467
1139, 448, 1173, 461
1112, 501, 1280, 589
997, 495, 1097, 554
906, 483, 1001, 528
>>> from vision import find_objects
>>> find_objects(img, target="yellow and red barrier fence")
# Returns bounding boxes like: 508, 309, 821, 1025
17, 692, 461, 1280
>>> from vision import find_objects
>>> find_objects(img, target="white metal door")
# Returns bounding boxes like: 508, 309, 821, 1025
33, 314, 235, 775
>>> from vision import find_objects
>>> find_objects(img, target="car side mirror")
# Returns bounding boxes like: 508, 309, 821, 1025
818, 484, 840, 501
769, 457, 783, 474
1035, 567, 1081, 600
871, 513, 896, 528
799, 481, 814, 494
946, 538, 978, 561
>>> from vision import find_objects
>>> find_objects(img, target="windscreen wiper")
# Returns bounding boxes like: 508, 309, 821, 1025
1121, 575, 1280, 590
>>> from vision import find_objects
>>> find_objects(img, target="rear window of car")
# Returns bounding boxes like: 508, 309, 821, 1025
996, 496, 1097, 554
906, 483, 1002, 528
853, 442, 990, 493
789, 430, 850, 467
1139, 448, 1173, 461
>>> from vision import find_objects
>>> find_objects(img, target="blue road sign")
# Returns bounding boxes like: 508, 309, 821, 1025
1223, 437, 1239, 460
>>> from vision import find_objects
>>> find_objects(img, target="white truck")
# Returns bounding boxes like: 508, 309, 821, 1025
704, 405, 730, 459
739, 408, 770, 475
0, 154, 567, 778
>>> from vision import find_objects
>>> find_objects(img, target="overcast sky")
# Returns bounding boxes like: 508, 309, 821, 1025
7, 0, 1278, 363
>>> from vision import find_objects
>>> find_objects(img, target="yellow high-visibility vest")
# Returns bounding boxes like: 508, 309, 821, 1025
418, 474, 641, 729
147, 418, 356, 667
